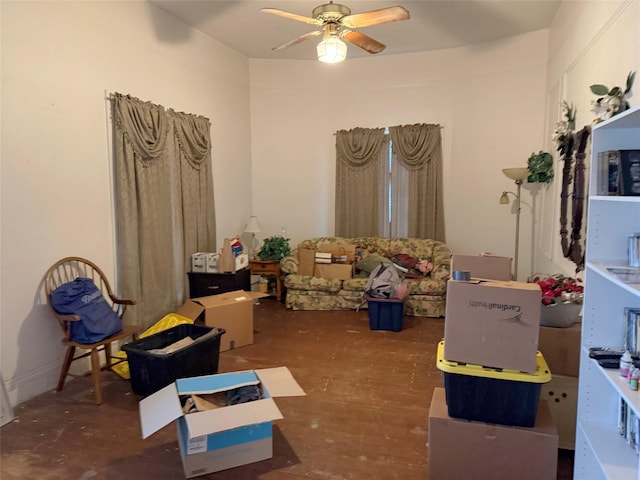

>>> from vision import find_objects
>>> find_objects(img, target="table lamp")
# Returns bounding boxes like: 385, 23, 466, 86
244, 216, 262, 259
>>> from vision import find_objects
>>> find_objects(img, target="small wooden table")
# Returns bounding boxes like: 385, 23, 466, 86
249, 259, 282, 300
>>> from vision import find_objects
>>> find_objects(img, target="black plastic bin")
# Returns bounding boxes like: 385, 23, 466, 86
436, 341, 551, 427
122, 324, 225, 397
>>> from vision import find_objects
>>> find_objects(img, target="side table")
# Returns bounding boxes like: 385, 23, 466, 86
249, 259, 282, 301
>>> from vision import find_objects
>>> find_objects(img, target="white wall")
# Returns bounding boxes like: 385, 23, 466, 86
0, 1, 252, 406
249, 31, 550, 275
2, 0, 638, 409
535, 0, 640, 277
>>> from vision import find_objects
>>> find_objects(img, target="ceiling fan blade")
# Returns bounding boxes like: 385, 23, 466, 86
261, 8, 321, 26
272, 30, 322, 51
341, 6, 410, 29
341, 30, 386, 54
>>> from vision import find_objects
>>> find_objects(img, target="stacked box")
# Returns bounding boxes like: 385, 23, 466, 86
435, 274, 555, 458
428, 388, 558, 480
444, 278, 541, 372
366, 294, 404, 332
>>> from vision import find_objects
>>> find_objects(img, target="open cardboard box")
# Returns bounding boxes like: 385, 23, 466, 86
139, 367, 305, 478
177, 290, 267, 352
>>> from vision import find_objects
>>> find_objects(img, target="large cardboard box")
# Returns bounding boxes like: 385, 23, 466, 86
538, 322, 581, 377
451, 254, 512, 281
428, 387, 558, 480
139, 367, 306, 478
314, 263, 354, 280
541, 374, 578, 450
298, 247, 316, 276
444, 279, 542, 372
178, 290, 267, 352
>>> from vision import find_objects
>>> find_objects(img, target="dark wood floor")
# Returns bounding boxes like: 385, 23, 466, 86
1, 299, 573, 479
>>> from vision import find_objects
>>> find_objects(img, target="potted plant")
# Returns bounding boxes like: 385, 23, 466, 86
257, 235, 291, 260
527, 151, 554, 183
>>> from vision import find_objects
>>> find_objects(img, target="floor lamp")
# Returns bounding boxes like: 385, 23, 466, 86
244, 215, 262, 259
500, 167, 529, 280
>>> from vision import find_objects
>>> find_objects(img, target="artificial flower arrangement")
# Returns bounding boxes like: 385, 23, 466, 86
590, 71, 635, 123
532, 273, 584, 306
552, 100, 576, 158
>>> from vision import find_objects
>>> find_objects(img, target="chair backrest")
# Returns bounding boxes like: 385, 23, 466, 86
44, 257, 124, 339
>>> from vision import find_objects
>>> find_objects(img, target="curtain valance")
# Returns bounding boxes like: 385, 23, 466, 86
336, 127, 386, 169
389, 123, 441, 171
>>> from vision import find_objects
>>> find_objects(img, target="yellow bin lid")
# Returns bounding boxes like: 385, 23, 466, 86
436, 340, 552, 383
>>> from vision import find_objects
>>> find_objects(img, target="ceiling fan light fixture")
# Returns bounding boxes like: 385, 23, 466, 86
317, 35, 347, 63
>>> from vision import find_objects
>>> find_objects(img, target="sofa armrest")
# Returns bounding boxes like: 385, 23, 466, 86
431, 242, 452, 281
280, 252, 298, 275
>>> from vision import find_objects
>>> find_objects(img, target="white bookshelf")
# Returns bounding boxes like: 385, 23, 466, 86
575, 104, 640, 479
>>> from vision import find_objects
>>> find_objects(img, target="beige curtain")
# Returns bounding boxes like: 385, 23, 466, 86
389, 123, 445, 241
335, 127, 387, 237
113, 94, 215, 328
173, 111, 217, 280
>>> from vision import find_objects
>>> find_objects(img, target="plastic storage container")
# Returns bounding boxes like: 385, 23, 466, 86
436, 340, 551, 427
366, 294, 404, 332
122, 324, 225, 397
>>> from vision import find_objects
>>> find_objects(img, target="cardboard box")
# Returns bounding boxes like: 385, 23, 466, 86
318, 243, 356, 262
298, 247, 316, 276
191, 253, 208, 273
541, 374, 578, 450
205, 253, 220, 273
428, 387, 558, 480
444, 279, 542, 372
451, 254, 513, 281
139, 367, 306, 478
538, 322, 581, 377
314, 263, 353, 280
178, 290, 267, 352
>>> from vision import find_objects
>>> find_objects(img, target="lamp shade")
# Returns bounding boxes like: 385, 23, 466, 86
317, 36, 347, 63
244, 216, 262, 234
502, 167, 529, 181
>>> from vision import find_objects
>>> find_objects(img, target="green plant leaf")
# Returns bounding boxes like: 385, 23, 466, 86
257, 235, 291, 260
590, 84, 609, 95
609, 86, 620, 96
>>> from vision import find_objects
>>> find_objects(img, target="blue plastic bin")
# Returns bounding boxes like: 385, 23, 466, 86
366, 294, 404, 332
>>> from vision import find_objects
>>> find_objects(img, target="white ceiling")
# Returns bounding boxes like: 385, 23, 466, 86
149, 0, 562, 61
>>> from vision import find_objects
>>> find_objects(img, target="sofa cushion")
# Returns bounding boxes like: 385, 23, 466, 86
284, 274, 342, 293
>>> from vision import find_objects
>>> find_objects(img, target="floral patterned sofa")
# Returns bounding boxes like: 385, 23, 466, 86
280, 237, 451, 317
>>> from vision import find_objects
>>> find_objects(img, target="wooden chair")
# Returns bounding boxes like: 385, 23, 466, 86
44, 257, 142, 404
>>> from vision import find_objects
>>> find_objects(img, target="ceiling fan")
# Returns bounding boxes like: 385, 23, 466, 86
261, 2, 410, 62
